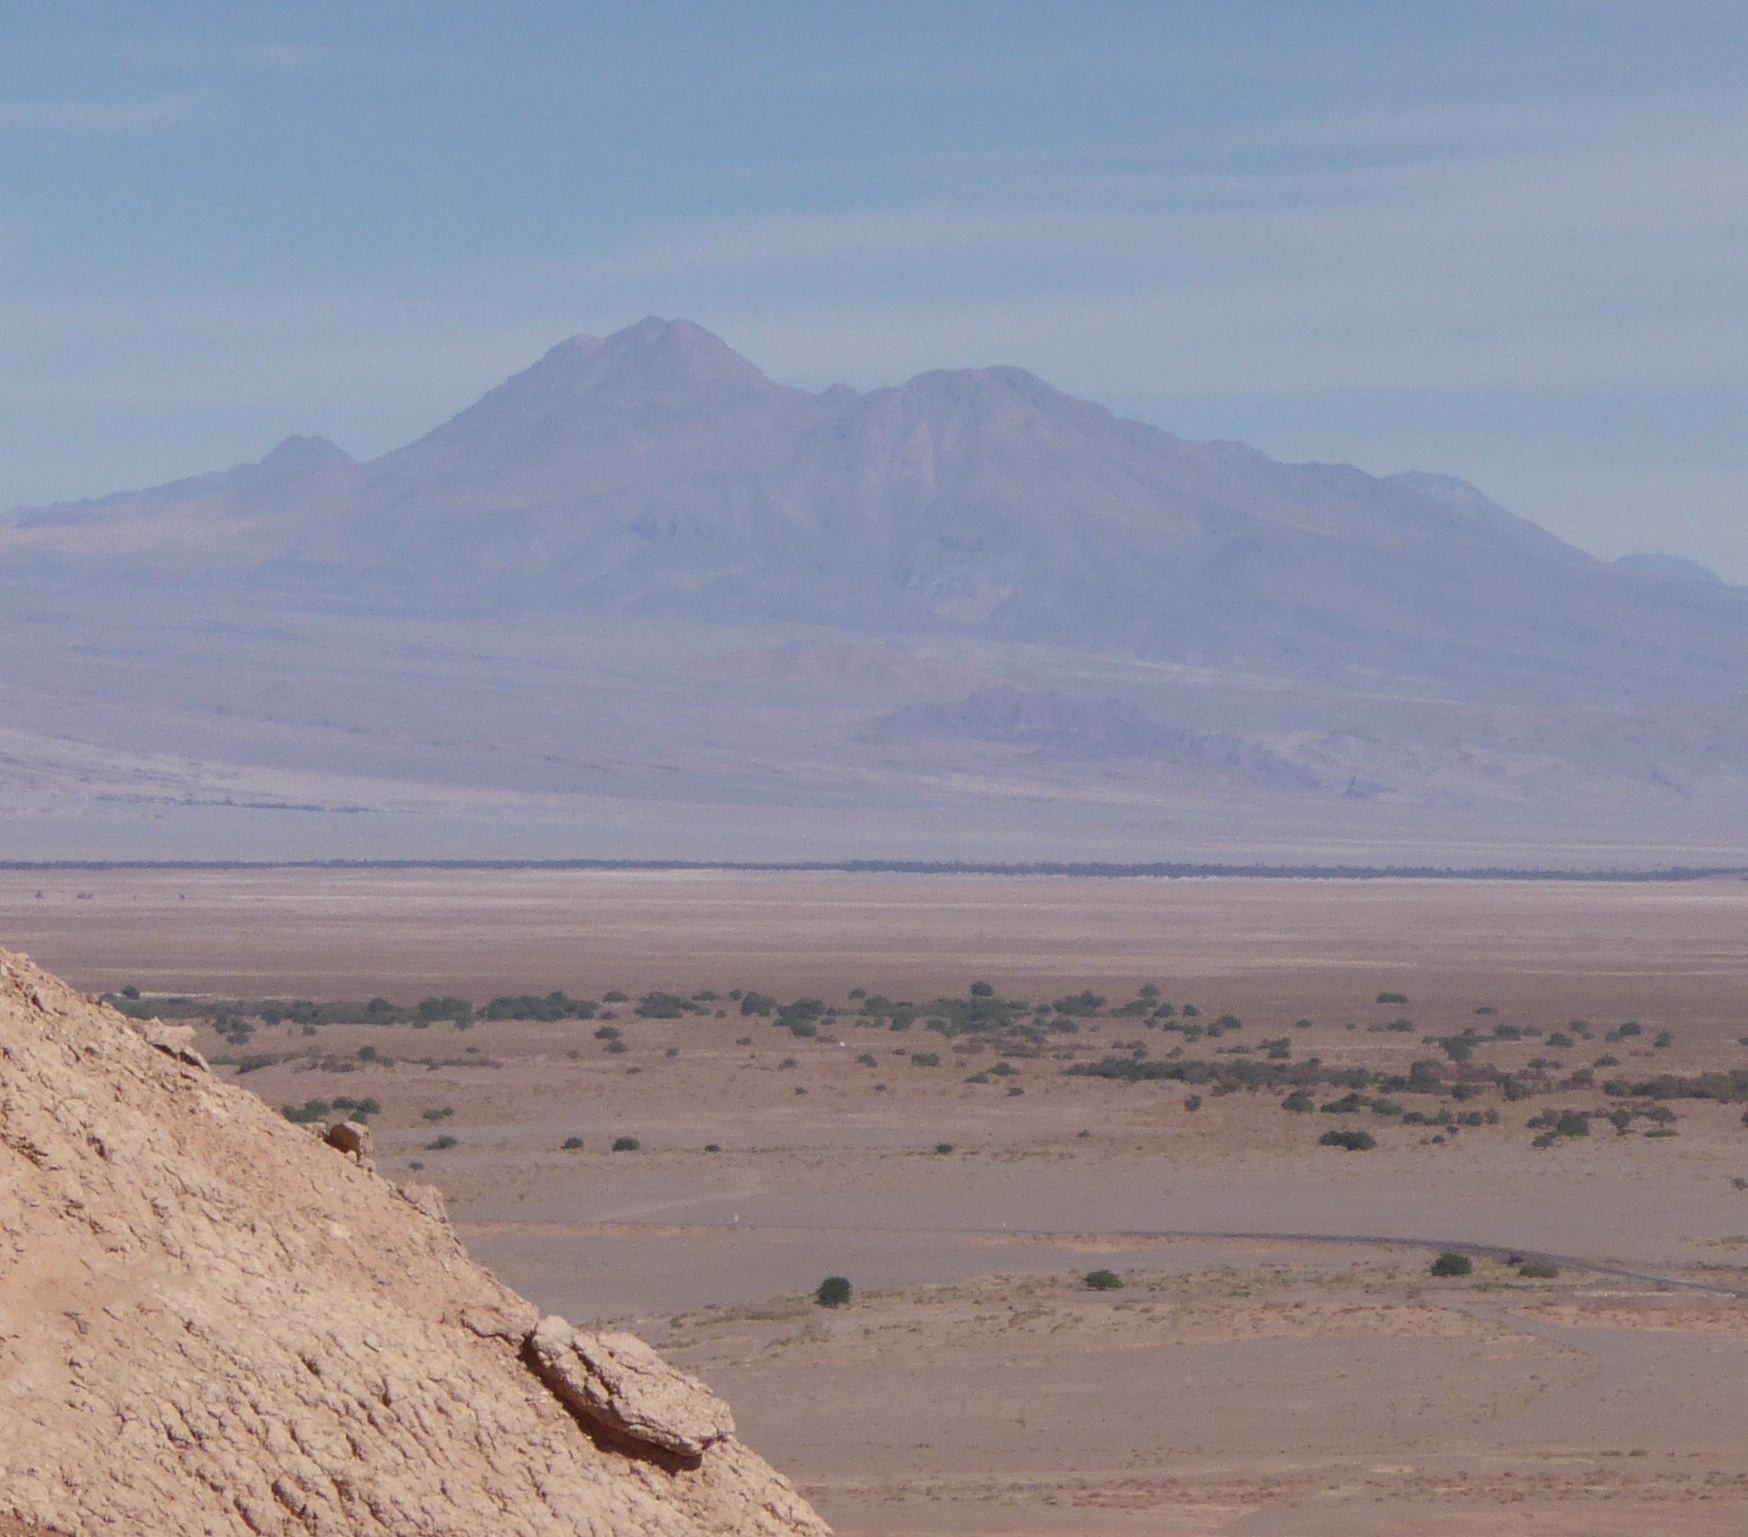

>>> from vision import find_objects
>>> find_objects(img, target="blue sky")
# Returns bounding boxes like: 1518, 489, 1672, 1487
4, 2, 1745, 572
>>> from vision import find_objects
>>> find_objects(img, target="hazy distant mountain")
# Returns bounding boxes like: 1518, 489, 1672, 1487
8, 317, 1746, 704
5, 318, 1748, 864
1614, 552, 1726, 584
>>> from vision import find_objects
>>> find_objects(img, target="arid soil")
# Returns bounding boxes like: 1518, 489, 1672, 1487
12, 868, 1748, 1533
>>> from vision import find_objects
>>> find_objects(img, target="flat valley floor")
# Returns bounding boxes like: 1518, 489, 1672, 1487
11, 868, 1748, 1534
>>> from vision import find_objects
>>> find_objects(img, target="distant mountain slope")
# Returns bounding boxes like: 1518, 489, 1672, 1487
5, 317, 1746, 705
1614, 552, 1726, 583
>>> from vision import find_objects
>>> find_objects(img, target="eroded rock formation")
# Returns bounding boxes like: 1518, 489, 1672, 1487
0, 949, 830, 1536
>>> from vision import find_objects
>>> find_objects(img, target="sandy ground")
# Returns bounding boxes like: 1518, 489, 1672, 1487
11, 868, 1748, 1532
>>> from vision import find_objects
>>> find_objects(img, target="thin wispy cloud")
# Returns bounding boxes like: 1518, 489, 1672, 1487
0, 94, 192, 132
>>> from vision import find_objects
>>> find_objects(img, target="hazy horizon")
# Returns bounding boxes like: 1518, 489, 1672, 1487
5, 4, 1746, 575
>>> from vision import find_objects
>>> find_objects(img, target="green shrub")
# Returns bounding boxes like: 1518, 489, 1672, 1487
1430, 1251, 1473, 1277
1183, 1094, 1203, 1111
282, 1099, 330, 1124
934, 1142, 954, 1154
911, 1052, 941, 1068
1281, 1090, 1315, 1113
422, 1106, 454, 1121
1083, 1269, 1124, 1291
1319, 1128, 1376, 1151
561, 1135, 583, 1150
1377, 991, 1409, 1004
815, 1275, 853, 1307
1517, 1260, 1559, 1279
611, 1135, 640, 1152
426, 1134, 458, 1151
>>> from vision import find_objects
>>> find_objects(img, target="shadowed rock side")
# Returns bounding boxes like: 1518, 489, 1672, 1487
0, 948, 830, 1537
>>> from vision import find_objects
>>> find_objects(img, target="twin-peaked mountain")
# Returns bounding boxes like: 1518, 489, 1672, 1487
7, 317, 1742, 704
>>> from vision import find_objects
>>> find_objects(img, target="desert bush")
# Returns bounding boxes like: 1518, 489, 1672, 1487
1083, 1269, 1124, 1291
1430, 1251, 1473, 1277
331, 1095, 379, 1119
426, 1134, 458, 1151
1517, 1260, 1559, 1279
971, 980, 995, 997
1183, 1094, 1203, 1111
282, 1099, 330, 1123
815, 1275, 852, 1307
1319, 1128, 1376, 1151
594, 1025, 620, 1040
934, 1142, 954, 1154
1547, 1031, 1573, 1048
856, 1052, 879, 1067
911, 1052, 941, 1067
1282, 1090, 1315, 1113
1385, 1018, 1415, 1033
1377, 991, 1408, 1004
611, 1135, 640, 1152
485, 991, 593, 1022
561, 1135, 583, 1150
1322, 1093, 1367, 1114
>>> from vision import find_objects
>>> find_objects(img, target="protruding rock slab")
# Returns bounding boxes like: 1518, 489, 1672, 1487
528, 1314, 736, 1457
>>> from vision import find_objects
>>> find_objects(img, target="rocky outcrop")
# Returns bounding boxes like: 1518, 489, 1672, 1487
0, 949, 831, 1537
528, 1317, 736, 1458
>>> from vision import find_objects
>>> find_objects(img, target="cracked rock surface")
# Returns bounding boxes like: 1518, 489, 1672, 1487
0, 948, 830, 1537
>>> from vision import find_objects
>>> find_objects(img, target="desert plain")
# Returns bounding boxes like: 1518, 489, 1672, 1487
10, 866, 1748, 1534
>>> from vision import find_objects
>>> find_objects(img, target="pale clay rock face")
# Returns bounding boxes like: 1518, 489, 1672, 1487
528, 1315, 736, 1458
0, 949, 830, 1537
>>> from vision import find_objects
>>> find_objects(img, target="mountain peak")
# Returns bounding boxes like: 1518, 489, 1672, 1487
253, 434, 354, 478
520, 317, 779, 399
